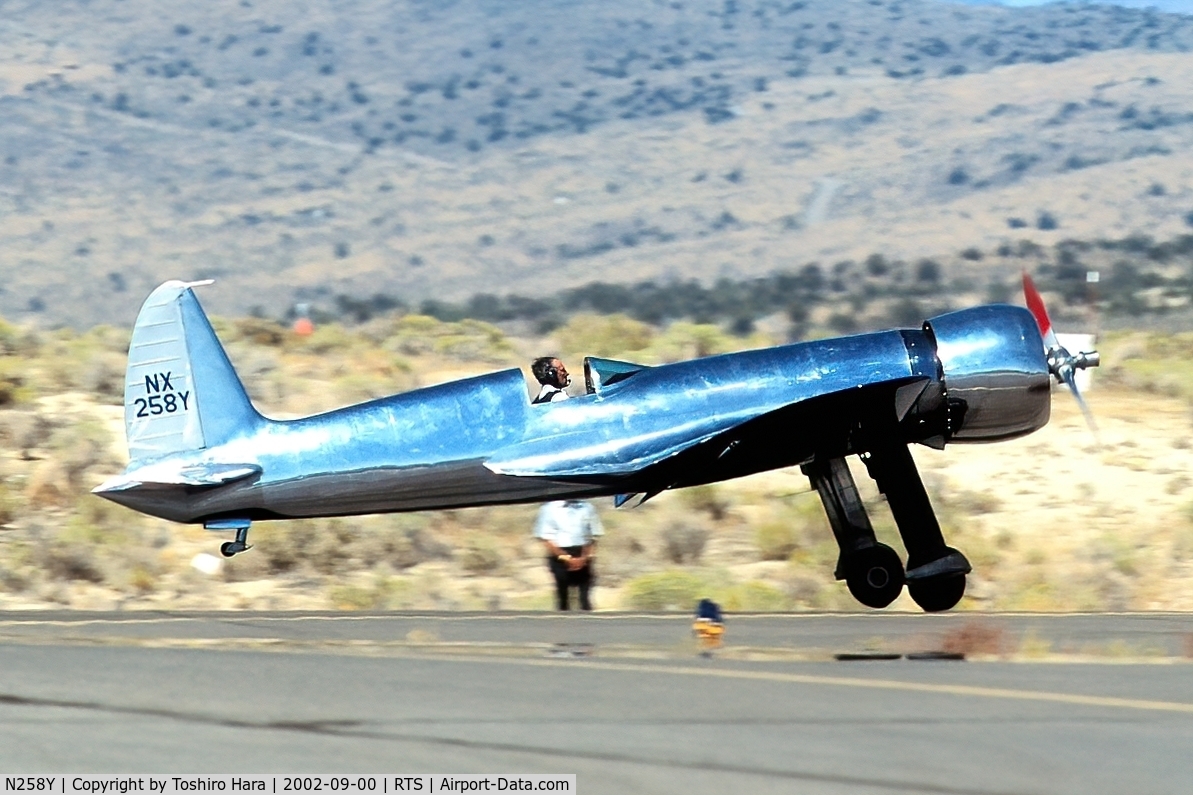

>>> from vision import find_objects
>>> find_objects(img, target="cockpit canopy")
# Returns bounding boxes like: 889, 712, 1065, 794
583, 357, 649, 395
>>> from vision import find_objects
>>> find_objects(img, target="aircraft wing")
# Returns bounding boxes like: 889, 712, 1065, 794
485, 376, 934, 482
483, 417, 744, 479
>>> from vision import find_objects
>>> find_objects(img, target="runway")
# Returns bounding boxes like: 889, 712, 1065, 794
2, 612, 1192, 794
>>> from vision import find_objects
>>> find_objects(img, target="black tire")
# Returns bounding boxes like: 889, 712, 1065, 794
844, 544, 906, 609
908, 574, 966, 612
220, 542, 237, 558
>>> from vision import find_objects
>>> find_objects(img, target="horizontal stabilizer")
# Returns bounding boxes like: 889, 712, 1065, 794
93, 462, 262, 493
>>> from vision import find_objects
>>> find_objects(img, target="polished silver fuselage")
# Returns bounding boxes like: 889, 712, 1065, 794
97, 305, 1050, 525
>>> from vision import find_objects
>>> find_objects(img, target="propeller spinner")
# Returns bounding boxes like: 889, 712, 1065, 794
1022, 272, 1100, 435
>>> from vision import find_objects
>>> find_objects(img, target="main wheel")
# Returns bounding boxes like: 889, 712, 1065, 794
844, 544, 905, 609
908, 573, 966, 612
220, 541, 237, 558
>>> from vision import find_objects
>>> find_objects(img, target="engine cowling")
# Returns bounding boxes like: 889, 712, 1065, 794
925, 305, 1052, 442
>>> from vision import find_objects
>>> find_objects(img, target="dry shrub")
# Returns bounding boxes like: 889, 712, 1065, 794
297, 324, 356, 355
555, 313, 654, 359
0, 358, 35, 406
950, 489, 1003, 515
29, 499, 166, 593
755, 520, 799, 561
232, 317, 287, 346
625, 569, 706, 611
78, 352, 125, 403
784, 572, 824, 606
357, 523, 448, 571
222, 548, 272, 582
48, 420, 118, 488
25, 461, 72, 508
941, 620, 1007, 656
660, 519, 709, 564
244, 515, 449, 579
308, 520, 359, 575
460, 536, 503, 575
0, 318, 23, 355
645, 322, 736, 363
378, 315, 514, 363
0, 481, 21, 525
719, 580, 791, 612
680, 484, 730, 521
0, 410, 53, 454
1177, 524, 1193, 563
329, 577, 417, 610
253, 520, 318, 575
42, 544, 105, 583
759, 494, 830, 563
432, 325, 513, 363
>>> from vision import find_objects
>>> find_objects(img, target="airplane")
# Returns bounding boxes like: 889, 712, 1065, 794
93, 275, 1097, 612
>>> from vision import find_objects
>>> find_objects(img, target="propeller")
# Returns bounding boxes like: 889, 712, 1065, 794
1022, 272, 1100, 438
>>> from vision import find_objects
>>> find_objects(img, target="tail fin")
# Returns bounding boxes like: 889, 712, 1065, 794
124, 280, 261, 462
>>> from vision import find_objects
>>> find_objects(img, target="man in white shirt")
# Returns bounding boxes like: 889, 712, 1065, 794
534, 499, 604, 610
531, 356, 571, 404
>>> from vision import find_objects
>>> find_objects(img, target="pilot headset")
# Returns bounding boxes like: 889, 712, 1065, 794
548, 360, 571, 388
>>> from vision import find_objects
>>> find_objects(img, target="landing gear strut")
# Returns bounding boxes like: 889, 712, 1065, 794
863, 442, 970, 612
803, 457, 905, 609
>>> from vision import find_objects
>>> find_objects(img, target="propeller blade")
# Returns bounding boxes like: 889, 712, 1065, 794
1023, 270, 1101, 444
1058, 366, 1101, 442
1022, 271, 1059, 350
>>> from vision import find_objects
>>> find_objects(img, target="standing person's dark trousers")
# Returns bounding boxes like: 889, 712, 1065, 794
548, 545, 594, 611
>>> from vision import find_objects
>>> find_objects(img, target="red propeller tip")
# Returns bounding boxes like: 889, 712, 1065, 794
1022, 271, 1055, 343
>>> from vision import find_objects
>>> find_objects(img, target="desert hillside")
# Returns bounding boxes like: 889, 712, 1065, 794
2, 1, 1193, 326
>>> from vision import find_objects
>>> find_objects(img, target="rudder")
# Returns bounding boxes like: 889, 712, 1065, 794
124, 280, 261, 462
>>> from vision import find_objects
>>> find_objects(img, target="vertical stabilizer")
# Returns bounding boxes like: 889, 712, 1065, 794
124, 281, 261, 462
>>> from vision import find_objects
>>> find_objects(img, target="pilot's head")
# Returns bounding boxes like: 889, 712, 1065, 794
532, 356, 570, 388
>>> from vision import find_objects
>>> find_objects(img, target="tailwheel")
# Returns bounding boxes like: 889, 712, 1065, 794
844, 543, 905, 609
220, 540, 251, 558
215, 522, 253, 558
908, 573, 966, 612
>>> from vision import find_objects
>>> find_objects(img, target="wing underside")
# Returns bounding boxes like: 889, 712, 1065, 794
485, 377, 934, 491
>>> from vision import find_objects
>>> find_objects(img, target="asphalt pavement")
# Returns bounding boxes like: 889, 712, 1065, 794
1, 611, 1191, 794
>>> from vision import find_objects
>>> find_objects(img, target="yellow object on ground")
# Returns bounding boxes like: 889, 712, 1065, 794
693, 618, 724, 650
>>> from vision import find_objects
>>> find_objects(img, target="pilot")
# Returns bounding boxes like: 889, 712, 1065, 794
534, 499, 603, 611
531, 356, 571, 404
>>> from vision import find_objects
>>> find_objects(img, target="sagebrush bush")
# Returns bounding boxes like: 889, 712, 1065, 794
0, 358, 34, 406
460, 536, 504, 575
660, 519, 709, 564
719, 580, 791, 612
378, 315, 514, 363
645, 322, 737, 363
755, 521, 799, 561
556, 313, 655, 359
329, 576, 418, 610
624, 569, 707, 611
48, 420, 118, 488
0, 481, 21, 525
680, 484, 730, 521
